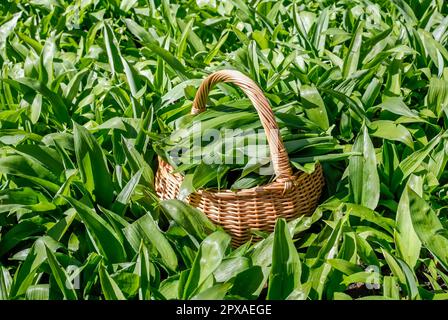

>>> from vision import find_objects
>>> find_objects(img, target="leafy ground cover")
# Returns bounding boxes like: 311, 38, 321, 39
0, 0, 448, 300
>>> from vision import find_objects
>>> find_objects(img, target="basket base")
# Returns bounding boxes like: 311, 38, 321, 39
155, 159, 325, 247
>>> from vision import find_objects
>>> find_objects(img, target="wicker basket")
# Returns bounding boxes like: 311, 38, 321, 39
155, 70, 325, 246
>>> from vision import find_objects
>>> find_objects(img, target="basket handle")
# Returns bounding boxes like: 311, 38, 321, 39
191, 69, 293, 180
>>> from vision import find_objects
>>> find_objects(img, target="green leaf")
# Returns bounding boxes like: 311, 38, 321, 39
111, 169, 142, 215
134, 244, 153, 300
0, 264, 12, 300
342, 21, 363, 78
267, 219, 302, 300
0, 12, 21, 59
191, 283, 231, 300
383, 276, 400, 300
112, 272, 139, 298
213, 257, 251, 283
45, 246, 77, 300
354, 233, 379, 266
5, 78, 69, 124
333, 292, 353, 300
65, 68, 90, 103
368, 120, 414, 149
300, 85, 329, 130
176, 18, 194, 59
47, 209, 76, 241
375, 97, 418, 119
182, 231, 231, 299
160, 199, 216, 241
341, 271, 382, 286
349, 125, 380, 210
328, 259, 363, 275
0, 187, 55, 214
122, 138, 154, 188
9, 239, 47, 298
63, 196, 126, 263
73, 122, 114, 207
230, 266, 267, 299
204, 31, 229, 65
30, 94, 42, 124
346, 203, 395, 234
395, 176, 422, 268
123, 213, 178, 272
103, 23, 123, 75
409, 189, 448, 271
0, 155, 60, 192
381, 249, 406, 285
396, 258, 420, 300
391, 0, 418, 25
98, 264, 126, 300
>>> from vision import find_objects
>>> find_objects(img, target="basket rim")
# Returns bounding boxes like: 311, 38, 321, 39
157, 157, 322, 196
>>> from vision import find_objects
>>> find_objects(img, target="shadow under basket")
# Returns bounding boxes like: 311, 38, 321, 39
155, 69, 325, 247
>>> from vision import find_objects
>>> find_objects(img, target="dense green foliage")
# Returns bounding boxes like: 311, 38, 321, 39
1, 0, 448, 300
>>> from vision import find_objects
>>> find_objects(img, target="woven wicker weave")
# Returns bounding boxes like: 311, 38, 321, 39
155, 70, 325, 246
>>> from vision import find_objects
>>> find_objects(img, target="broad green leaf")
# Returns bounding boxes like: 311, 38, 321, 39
122, 138, 154, 188
63, 196, 126, 263
341, 271, 382, 286
213, 257, 251, 283
0, 265, 12, 300
342, 21, 363, 78
396, 258, 420, 300
346, 203, 395, 234
375, 97, 418, 119
45, 246, 77, 300
103, 23, 123, 75
99, 264, 126, 300
230, 266, 267, 299
300, 85, 329, 130
409, 189, 448, 271
267, 219, 302, 300
123, 213, 178, 272
0, 12, 22, 59
160, 199, 216, 241
368, 120, 414, 149
112, 272, 139, 298
349, 125, 380, 210
9, 239, 47, 298
73, 122, 114, 207
327, 259, 363, 275
333, 292, 353, 300
5, 78, 69, 124
395, 176, 422, 268
182, 231, 231, 299
383, 276, 400, 300
111, 169, 143, 215
0, 187, 55, 214
134, 244, 153, 300
382, 249, 406, 285
191, 284, 231, 300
